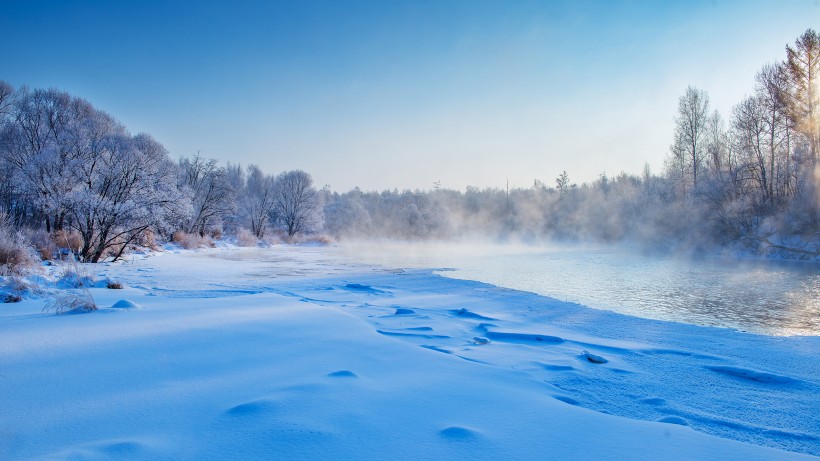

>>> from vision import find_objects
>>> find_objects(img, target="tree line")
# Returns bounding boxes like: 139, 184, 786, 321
0, 84, 320, 262
1, 29, 817, 263
324, 30, 818, 256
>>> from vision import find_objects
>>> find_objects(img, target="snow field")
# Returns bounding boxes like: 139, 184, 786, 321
0, 246, 817, 460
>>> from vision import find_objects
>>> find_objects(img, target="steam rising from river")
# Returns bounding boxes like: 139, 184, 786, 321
333, 240, 820, 336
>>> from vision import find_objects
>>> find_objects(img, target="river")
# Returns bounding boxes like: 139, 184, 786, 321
334, 241, 819, 336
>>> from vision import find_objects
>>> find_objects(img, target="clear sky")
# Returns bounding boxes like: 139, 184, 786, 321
2, 0, 817, 192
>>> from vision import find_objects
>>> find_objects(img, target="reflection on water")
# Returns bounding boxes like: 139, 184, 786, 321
335, 242, 819, 336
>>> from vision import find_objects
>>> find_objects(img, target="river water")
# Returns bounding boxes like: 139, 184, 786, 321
334, 242, 819, 336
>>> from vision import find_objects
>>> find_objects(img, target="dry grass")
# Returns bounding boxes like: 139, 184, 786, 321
209, 226, 224, 240
263, 232, 285, 245
172, 231, 214, 249
235, 227, 259, 247
0, 222, 39, 276
43, 291, 98, 314
44, 252, 98, 315
58, 264, 94, 288
51, 229, 84, 254
289, 233, 335, 245
27, 229, 58, 260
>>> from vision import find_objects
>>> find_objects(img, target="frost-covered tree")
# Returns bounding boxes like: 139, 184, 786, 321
784, 29, 820, 165
64, 132, 188, 262
275, 170, 320, 238
323, 188, 371, 238
242, 164, 277, 238
0, 84, 189, 262
178, 155, 235, 236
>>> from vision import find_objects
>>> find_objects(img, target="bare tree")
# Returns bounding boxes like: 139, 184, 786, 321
0, 81, 14, 118
784, 29, 820, 166
671, 86, 710, 193
555, 170, 571, 193
704, 110, 729, 176
179, 155, 234, 236
755, 63, 792, 203
242, 164, 277, 238
732, 95, 770, 205
275, 170, 320, 238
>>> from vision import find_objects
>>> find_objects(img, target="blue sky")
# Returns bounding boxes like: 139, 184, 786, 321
2, 0, 817, 191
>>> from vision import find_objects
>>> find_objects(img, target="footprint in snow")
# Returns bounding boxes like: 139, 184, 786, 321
327, 370, 358, 378
451, 308, 495, 320
225, 399, 279, 416
657, 415, 690, 426
581, 351, 608, 364
704, 365, 800, 385
439, 426, 482, 441
343, 283, 388, 295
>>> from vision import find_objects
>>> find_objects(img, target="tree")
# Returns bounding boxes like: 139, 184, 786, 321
242, 164, 277, 238
784, 29, 820, 166
275, 170, 320, 238
732, 96, 769, 206
671, 86, 710, 193
64, 132, 188, 262
178, 155, 235, 236
555, 170, 570, 193
704, 110, 729, 176
0, 81, 13, 118
754, 63, 792, 203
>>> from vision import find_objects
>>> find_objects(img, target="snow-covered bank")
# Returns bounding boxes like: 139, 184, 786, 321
1, 246, 818, 460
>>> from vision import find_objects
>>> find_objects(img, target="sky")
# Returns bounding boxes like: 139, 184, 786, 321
2, 0, 817, 192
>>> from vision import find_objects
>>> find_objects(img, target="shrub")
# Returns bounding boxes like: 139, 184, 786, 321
263, 232, 284, 245
172, 231, 214, 249
209, 225, 224, 240
235, 227, 259, 247
137, 229, 161, 251
50, 229, 84, 255
0, 221, 39, 276
27, 229, 58, 260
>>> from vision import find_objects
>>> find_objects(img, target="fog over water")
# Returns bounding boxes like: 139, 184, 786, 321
334, 242, 820, 336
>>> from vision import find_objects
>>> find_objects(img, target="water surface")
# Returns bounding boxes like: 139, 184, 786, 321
335, 242, 819, 336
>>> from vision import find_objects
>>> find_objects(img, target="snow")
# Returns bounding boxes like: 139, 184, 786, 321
0, 245, 818, 460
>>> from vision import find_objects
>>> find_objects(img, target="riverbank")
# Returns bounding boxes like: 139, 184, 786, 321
0, 245, 818, 459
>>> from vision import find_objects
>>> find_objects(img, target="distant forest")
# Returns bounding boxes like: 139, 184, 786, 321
1, 30, 818, 263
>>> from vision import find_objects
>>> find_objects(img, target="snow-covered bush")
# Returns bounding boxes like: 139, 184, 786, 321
106, 280, 124, 289
56, 262, 94, 289
43, 291, 97, 314
45, 255, 97, 314
1, 276, 37, 303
